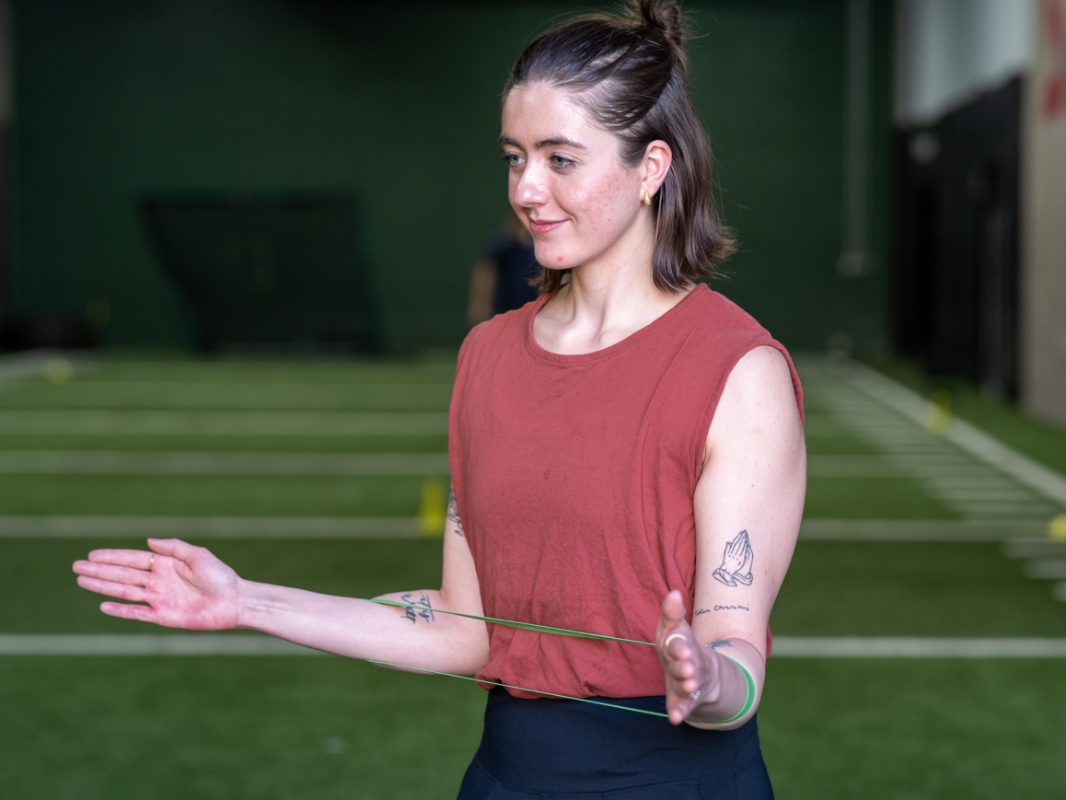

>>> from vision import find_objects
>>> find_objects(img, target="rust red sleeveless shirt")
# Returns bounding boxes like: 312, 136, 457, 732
449, 284, 802, 699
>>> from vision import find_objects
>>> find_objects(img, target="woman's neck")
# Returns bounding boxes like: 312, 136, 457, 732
533, 221, 693, 356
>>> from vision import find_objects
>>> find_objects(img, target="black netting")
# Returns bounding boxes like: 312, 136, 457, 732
139, 192, 383, 352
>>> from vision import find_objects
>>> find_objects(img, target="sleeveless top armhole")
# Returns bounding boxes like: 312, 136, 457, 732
689, 338, 805, 486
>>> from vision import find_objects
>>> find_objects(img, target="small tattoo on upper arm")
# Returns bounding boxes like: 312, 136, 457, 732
705, 640, 733, 649
712, 530, 754, 587
447, 488, 464, 537
399, 591, 435, 624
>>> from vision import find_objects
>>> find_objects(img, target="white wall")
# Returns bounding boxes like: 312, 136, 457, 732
1022, 0, 1066, 427
896, 0, 1034, 125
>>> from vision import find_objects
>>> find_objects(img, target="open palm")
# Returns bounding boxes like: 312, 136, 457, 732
73, 538, 241, 630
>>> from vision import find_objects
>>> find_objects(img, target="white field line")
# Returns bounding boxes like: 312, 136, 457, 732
0, 409, 448, 436
1023, 560, 1066, 580
3, 634, 1066, 658
0, 382, 453, 410
846, 363, 1066, 508
959, 503, 1059, 515
0, 451, 450, 476
0, 634, 322, 656
0, 350, 54, 384
924, 478, 1022, 489
0, 516, 421, 538
1, 516, 1041, 541
771, 637, 1066, 658
1002, 539, 1066, 559
926, 490, 1037, 502
798, 519, 1042, 541
806, 456, 903, 477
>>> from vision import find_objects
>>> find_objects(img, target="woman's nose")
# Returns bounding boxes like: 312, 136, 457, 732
514, 169, 548, 207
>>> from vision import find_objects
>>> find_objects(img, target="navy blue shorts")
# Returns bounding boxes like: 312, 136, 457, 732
456, 688, 773, 799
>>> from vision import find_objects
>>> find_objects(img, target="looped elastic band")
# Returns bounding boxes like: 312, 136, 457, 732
367, 597, 755, 723
709, 655, 756, 724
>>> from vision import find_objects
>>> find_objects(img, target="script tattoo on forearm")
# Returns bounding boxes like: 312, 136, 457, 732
399, 591, 435, 624
447, 488, 464, 537
712, 530, 754, 587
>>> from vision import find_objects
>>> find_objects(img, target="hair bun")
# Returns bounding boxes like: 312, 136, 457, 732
631, 0, 687, 68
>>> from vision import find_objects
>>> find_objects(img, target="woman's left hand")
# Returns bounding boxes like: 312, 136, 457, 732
656, 589, 723, 725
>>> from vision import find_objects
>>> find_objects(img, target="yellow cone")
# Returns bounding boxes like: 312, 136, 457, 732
418, 478, 446, 537
924, 390, 952, 436
1049, 513, 1066, 542
45, 358, 74, 384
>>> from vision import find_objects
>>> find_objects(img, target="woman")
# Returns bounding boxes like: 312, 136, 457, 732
73, 2, 805, 797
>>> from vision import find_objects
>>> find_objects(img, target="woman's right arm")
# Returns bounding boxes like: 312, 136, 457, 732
72, 496, 489, 677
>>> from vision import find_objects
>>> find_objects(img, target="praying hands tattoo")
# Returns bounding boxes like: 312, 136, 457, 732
712, 530, 754, 587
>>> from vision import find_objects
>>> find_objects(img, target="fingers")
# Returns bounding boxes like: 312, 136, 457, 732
100, 601, 157, 623
76, 575, 148, 603
72, 561, 151, 587
83, 548, 154, 570
147, 538, 199, 561
660, 589, 686, 627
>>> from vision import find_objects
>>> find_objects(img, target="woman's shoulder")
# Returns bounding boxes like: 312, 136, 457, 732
459, 297, 542, 362
678, 285, 778, 353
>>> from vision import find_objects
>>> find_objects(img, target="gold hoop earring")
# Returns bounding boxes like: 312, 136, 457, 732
642, 190, 652, 206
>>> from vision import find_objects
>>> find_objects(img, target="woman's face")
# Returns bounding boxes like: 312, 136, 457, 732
500, 83, 646, 271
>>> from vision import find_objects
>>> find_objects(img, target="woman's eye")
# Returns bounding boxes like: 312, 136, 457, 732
551, 155, 575, 169
501, 153, 523, 168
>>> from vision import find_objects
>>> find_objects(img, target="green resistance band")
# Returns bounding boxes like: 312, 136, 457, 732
371, 598, 656, 646
367, 660, 669, 718
367, 598, 755, 724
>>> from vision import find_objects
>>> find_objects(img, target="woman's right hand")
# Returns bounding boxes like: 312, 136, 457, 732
72, 538, 241, 630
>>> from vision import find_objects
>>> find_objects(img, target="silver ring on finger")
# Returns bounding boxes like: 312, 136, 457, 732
689, 689, 701, 703
664, 632, 687, 648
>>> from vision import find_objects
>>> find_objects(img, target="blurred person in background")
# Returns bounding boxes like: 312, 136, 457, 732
466, 211, 539, 326
73, 1, 805, 797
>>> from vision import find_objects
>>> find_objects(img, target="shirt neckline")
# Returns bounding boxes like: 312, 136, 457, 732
525, 283, 708, 365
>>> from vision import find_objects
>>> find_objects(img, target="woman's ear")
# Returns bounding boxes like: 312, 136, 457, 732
642, 140, 673, 199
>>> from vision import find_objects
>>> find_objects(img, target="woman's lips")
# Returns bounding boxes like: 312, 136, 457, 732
529, 219, 565, 235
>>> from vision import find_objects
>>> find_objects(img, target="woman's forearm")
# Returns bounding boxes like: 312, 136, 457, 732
236, 581, 490, 676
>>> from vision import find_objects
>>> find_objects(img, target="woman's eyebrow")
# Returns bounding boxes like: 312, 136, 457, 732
534, 136, 588, 150
498, 135, 588, 151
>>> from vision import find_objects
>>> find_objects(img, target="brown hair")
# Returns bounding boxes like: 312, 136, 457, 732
505, 0, 735, 294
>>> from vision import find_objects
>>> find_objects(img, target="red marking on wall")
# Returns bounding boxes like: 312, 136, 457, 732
1043, 0, 1066, 121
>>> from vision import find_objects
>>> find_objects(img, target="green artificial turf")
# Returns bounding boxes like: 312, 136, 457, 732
57, 359, 456, 386
3, 354, 1065, 799
803, 476, 957, 520
0, 381, 454, 410
760, 660, 1066, 799
772, 541, 1066, 637
865, 358, 1066, 477
0, 433, 450, 453
0, 475, 427, 516
803, 434, 881, 456
0, 657, 484, 800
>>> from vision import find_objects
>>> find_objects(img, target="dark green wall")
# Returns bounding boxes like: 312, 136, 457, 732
11, 0, 892, 352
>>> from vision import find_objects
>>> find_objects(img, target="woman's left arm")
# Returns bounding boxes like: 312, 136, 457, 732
657, 345, 806, 728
